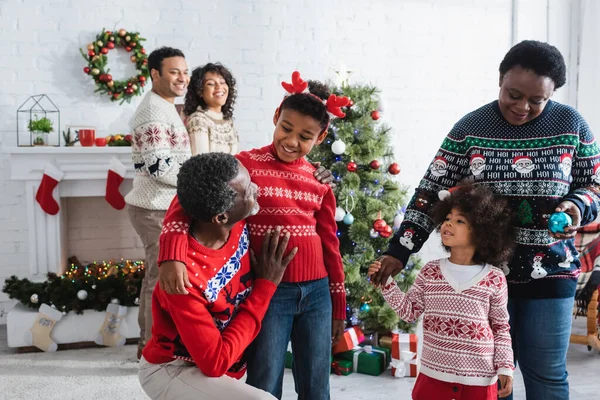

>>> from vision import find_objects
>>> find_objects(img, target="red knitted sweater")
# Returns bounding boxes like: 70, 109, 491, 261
159, 144, 347, 319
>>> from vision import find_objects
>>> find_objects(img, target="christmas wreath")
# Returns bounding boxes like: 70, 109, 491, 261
80, 28, 150, 104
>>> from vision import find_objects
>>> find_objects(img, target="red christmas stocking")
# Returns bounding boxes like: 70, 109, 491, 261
35, 164, 64, 215
105, 157, 126, 210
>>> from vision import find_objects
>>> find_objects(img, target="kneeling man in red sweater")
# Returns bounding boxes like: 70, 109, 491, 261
139, 152, 296, 400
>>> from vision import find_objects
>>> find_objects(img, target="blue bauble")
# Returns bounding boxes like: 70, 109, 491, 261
359, 303, 370, 312
548, 212, 572, 233
343, 213, 355, 225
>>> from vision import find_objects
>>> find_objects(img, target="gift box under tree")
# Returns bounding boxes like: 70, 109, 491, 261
336, 344, 390, 376
331, 359, 353, 376
390, 331, 418, 378
332, 326, 365, 354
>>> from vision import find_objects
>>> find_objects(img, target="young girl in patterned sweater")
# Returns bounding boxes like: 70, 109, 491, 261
369, 185, 516, 400
158, 72, 349, 399
183, 63, 239, 155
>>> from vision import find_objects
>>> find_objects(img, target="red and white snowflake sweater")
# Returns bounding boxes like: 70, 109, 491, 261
143, 221, 277, 378
159, 144, 347, 319
382, 259, 514, 386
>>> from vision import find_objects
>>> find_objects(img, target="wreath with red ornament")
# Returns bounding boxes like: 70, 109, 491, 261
80, 28, 150, 104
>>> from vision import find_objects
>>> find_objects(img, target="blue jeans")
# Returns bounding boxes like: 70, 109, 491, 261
246, 278, 332, 400
502, 297, 574, 400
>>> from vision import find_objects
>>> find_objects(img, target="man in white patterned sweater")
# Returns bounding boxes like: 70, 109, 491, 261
124, 47, 192, 360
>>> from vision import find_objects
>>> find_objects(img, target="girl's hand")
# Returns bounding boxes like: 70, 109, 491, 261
368, 261, 382, 286
498, 375, 513, 398
331, 319, 345, 346
550, 201, 581, 240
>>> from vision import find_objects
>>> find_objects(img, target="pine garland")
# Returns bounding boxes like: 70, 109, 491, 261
2, 258, 144, 314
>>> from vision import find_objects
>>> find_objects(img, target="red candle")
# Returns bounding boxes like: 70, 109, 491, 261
95, 137, 107, 147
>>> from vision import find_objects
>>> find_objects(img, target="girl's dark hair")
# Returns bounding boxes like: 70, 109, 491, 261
279, 80, 330, 132
183, 63, 237, 119
430, 184, 516, 266
499, 40, 566, 89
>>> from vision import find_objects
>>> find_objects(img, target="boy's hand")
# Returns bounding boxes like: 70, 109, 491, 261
331, 319, 345, 346
250, 226, 297, 286
370, 255, 404, 286
311, 162, 336, 189
498, 375, 513, 398
159, 261, 192, 295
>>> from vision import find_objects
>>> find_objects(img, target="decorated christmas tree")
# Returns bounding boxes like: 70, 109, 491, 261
309, 74, 423, 334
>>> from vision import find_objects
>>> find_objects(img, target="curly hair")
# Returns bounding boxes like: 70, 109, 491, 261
147, 47, 185, 80
430, 184, 516, 266
280, 80, 330, 132
177, 153, 239, 222
183, 63, 237, 119
499, 40, 566, 89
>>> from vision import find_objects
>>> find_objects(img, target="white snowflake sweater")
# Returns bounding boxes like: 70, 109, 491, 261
124, 91, 191, 210
382, 259, 514, 386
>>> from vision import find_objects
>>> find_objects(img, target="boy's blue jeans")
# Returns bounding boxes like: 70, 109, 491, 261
501, 297, 574, 400
245, 278, 332, 400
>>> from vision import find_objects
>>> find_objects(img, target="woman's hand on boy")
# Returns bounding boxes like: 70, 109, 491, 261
250, 226, 298, 286
331, 319, 345, 346
369, 255, 404, 286
311, 162, 336, 189
497, 375, 513, 398
159, 261, 192, 295
550, 201, 581, 240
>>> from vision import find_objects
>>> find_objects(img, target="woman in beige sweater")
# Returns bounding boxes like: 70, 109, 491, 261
183, 63, 239, 155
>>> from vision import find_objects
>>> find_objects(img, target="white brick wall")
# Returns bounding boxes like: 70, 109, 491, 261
0, 0, 574, 320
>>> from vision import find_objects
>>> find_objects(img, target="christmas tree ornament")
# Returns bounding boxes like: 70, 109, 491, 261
371, 110, 380, 120
360, 302, 370, 312
393, 213, 404, 229
83, 67, 90, 74
331, 139, 346, 155
87, 43, 94, 51
134, 297, 140, 305
548, 212, 572, 233
343, 213, 355, 225
76, 290, 88, 300
335, 206, 346, 222
388, 162, 401, 175
347, 161, 358, 172
118, 29, 126, 37
370, 229, 380, 238
30, 294, 39, 304
370, 160, 381, 170
373, 211, 387, 232
107, 41, 115, 49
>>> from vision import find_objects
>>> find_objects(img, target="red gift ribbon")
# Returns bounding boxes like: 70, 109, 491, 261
331, 361, 351, 376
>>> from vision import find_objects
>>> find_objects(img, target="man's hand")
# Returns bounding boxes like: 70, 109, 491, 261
550, 201, 581, 240
311, 162, 336, 189
331, 319, 345, 346
250, 226, 298, 286
369, 255, 404, 286
498, 375, 513, 398
159, 261, 191, 295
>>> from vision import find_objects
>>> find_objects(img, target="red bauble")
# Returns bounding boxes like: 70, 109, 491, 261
130, 42, 137, 47
113, 93, 121, 99
141, 48, 146, 55
83, 67, 90, 74
127, 82, 132, 87
347, 99, 354, 107
98, 74, 106, 82
125, 46, 132, 52
140, 83, 145, 87
106, 31, 112, 35
101, 48, 108, 54
379, 226, 393, 238
107, 41, 115, 49
373, 218, 387, 232
138, 76, 146, 83
126, 88, 134, 95
388, 162, 401, 175
142, 59, 148, 65
106, 74, 112, 82
371, 110, 380, 120
369, 160, 381, 170
88, 50, 95, 57
346, 161, 358, 172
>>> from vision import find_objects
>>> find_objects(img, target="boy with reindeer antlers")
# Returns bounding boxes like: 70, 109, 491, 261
157, 72, 350, 399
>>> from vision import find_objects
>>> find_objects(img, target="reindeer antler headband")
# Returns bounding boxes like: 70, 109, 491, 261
281, 71, 350, 120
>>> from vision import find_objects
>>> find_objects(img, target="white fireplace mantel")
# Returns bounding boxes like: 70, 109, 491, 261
2, 146, 135, 277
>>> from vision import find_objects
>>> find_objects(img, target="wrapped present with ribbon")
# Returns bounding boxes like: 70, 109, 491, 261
331, 359, 353, 376
379, 335, 393, 349
337, 344, 391, 376
391, 331, 418, 377
332, 326, 365, 355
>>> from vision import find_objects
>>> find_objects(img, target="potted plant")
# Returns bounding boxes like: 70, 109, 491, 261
28, 115, 54, 146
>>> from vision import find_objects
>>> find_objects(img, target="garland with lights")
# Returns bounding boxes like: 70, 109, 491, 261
2, 257, 144, 315
80, 28, 150, 104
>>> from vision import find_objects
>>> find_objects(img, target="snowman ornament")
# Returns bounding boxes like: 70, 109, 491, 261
530, 252, 547, 279
499, 261, 510, 276
558, 247, 574, 269
399, 228, 415, 250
